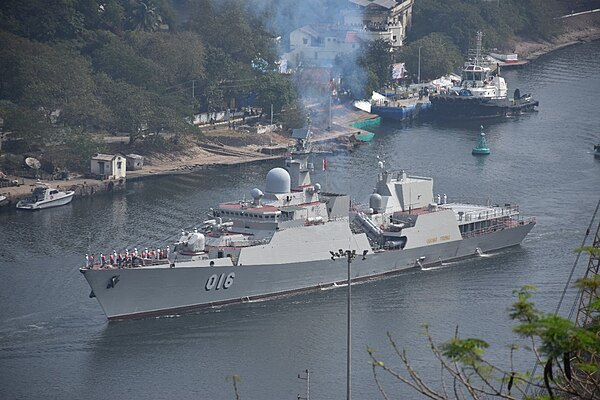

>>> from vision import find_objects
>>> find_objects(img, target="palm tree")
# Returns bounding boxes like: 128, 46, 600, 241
127, 0, 163, 32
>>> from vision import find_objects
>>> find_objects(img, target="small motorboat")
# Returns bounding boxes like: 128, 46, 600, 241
472, 126, 490, 155
0, 194, 9, 208
16, 183, 74, 210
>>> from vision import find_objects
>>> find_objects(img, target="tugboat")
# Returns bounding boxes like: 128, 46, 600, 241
430, 32, 538, 120
472, 126, 490, 155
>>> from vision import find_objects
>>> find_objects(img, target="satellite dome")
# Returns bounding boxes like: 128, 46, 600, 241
265, 168, 291, 194
250, 188, 264, 201
314, 183, 321, 192
369, 193, 383, 211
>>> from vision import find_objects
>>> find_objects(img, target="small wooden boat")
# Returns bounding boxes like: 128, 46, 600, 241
355, 131, 375, 142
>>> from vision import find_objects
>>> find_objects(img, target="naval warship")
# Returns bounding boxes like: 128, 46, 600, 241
81, 127, 535, 320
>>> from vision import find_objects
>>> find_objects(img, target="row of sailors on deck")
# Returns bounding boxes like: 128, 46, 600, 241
85, 246, 170, 268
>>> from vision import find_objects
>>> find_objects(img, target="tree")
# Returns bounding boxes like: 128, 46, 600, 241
0, 0, 85, 41
368, 247, 600, 400
360, 39, 394, 92
0, 31, 109, 132
91, 33, 163, 88
256, 71, 297, 118
125, 0, 163, 32
399, 33, 463, 82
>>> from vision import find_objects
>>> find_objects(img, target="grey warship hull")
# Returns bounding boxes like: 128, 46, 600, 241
81, 221, 534, 320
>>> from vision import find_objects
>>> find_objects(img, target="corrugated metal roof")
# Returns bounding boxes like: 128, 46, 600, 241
349, 0, 397, 9
292, 128, 309, 140
92, 153, 119, 161
375, 0, 397, 9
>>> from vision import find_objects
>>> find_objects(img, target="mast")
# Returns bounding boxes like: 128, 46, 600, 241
287, 118, 314, 188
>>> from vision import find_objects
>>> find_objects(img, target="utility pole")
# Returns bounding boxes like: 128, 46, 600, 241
328, 93, 332, 131
418, 46, 422, 86
270, 103, 273, 125
330, 249, 368, 400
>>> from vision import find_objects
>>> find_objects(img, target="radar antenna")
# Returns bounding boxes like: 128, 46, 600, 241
25, 157, 41, 179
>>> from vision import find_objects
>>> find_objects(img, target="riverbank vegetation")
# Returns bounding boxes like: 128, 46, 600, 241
0, 0, 597, 174
389, 0, 600, 87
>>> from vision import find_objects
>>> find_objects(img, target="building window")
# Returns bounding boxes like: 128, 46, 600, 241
303, 38, 308, 45
117, 161, 122, 170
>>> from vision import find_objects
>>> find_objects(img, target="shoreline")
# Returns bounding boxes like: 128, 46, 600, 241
513, 12, 600, 61
3, 18, 599, 208
0, 106, 377, 207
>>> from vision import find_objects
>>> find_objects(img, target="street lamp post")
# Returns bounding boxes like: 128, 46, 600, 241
330, 249, 368, 400
418, 46, 422, 86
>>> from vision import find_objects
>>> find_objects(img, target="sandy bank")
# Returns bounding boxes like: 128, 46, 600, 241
513, 12, 600, 61
0, 106, 376, 207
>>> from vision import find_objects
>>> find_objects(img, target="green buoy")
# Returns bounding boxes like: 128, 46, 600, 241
472, 125, 490, 155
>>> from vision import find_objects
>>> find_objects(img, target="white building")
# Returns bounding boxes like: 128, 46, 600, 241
345, 0, 414, 47
286, 24, 363, 67
90, 154, 126, 180
284, 0, 414, 68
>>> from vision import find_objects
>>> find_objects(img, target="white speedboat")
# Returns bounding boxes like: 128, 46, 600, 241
0, 194, 9, 208
16, 183, 74, 210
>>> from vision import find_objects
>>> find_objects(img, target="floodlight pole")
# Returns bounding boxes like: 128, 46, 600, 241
418, 46, 422, 86
330, 249, 366, 400
345, 250, 352, 400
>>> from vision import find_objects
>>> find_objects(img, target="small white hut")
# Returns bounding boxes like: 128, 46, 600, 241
126, 154, 144, 171
90, 153, 126, 180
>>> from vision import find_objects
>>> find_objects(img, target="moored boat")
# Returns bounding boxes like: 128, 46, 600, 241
16, 183, 74, 210
430, 32, 538, 120
355, 131, 375, 142
80, 126, 535, 321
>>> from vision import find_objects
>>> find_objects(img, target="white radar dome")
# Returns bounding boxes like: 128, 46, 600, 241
265, 168, 291, 194
250, 188, 264, 200
314, 183, 321, 192
369, 193, 382, 211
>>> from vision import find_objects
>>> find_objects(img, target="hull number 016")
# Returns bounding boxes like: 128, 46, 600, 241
205, 272, 235, 291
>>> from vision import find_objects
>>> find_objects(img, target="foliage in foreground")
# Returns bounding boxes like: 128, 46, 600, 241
368, 248, 600, 399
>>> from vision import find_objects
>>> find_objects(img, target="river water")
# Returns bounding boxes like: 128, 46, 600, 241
1, 41, 599, 400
